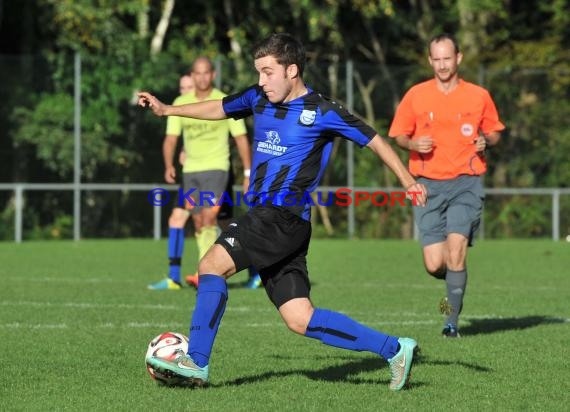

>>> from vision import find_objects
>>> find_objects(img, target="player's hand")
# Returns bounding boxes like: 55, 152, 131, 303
164, 166, 176, 184
474, 135, 487, 153
138, 92, 168, 116
405, 182, 428, 207
410, 136, 434, 153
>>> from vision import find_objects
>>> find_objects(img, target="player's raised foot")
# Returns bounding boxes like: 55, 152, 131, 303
185, 273, 199, 289
147, 278, 182, 290
439, 296, 453, 315
442, 323, 461, 338
245, 273, 262, 289
387, 337, 418, 391
147, 353, 209, 387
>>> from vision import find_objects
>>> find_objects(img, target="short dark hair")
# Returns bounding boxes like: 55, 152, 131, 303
429, 33, 460, 55
253, 33, 306, 76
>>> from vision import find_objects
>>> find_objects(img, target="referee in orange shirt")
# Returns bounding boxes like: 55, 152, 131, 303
389, 33, 505, 337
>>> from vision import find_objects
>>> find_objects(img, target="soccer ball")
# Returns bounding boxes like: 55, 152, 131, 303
145, 332, 189, 386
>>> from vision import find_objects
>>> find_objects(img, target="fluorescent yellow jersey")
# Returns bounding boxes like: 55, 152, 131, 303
166, 89, 247, 173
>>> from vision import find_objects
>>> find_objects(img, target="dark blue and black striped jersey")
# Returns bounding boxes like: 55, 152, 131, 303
222, 85, 377, 220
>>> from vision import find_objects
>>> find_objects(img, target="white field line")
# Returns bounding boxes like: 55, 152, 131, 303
0, 319, 442, 330
0, 323, 68, 329
4, 317, 568, 330
0, 300, 277, 313
2, 277, 561, 292
2, 300, 568, 331
2, 277, 140, 284
0, 300, 181, 311
0, 300, 473, 318
356, 282, 560, 292
2, 300, 568, 320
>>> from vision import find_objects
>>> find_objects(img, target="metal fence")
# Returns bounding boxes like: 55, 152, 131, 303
1, 183, 568, 242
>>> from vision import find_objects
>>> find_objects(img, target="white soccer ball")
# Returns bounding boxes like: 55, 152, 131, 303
145, 332, 189, 385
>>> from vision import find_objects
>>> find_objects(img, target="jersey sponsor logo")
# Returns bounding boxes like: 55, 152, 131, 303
257, 131, 288, 156
265, 130, 280, 145
299, 109, 316, 126
461, 123, 474, 137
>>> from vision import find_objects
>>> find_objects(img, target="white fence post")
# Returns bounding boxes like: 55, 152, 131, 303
15, 185, 23, 243
73, 52, 82, 241
552, 189, 560, 241
153, 198, 161, 240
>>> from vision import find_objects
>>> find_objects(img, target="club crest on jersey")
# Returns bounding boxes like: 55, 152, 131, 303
299, 109, 316, 126
461, 123, 474, 137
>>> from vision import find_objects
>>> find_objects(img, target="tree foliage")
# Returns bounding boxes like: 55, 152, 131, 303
0, 0, 568, 239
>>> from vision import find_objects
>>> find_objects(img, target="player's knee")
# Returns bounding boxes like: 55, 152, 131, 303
283, 316, 310, 335
169, 208, 188, 227
197, 244, 236, 278
200, 209, 218, 227
197, 255, 212, 274
279, 303, 313, 335
425, 263, 446, 279
447, 251, 467, 271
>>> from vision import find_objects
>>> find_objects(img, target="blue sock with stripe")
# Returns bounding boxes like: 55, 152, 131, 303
305, 308, 400, 360
188, 274, 228, 367
167, 227, 184, 283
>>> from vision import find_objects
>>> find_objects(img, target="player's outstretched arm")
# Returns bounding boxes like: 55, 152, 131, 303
137, 91, 227, 120
367, 135, 427, 206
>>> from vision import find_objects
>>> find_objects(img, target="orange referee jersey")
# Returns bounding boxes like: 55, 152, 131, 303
388, 79, 505, 179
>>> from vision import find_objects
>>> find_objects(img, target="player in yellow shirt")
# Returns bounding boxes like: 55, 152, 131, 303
148, 57, 251, 290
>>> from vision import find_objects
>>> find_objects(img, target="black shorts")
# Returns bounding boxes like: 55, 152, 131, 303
215, 205, 312, 308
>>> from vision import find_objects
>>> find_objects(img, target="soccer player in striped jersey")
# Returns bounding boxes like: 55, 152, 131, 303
139, 33, 427, 391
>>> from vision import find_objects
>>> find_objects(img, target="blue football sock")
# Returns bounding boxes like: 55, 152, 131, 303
188, 274, 228, 367
167, 227, 184, 283
305, 308, 400, 360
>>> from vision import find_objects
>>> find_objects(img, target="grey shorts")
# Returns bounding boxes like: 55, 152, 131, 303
175, 170, 229, 214
414, 175, 485, 247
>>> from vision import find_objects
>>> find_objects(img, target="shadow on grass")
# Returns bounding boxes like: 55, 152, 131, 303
210, 350, 495, 388
418, 358, 492, 372
213, 357, 397, 388
461, 315, 567, 336
163, 353, 490, 390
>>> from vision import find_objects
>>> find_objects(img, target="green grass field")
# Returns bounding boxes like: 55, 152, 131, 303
1, 239, 568, 411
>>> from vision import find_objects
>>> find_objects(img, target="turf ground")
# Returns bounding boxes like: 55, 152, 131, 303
0, 239, 568, 411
